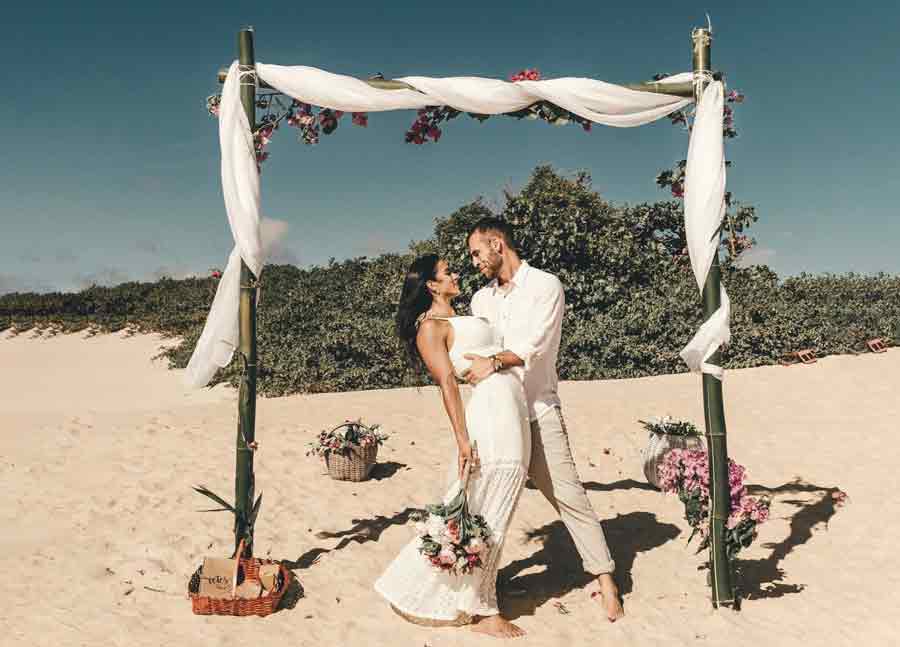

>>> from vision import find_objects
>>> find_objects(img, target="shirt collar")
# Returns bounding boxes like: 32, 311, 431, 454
490, 260, 530, 295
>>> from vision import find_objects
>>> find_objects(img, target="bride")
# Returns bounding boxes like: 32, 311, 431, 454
374, 254, 530, 639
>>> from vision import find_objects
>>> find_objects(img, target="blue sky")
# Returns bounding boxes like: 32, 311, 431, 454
2, 1, 898, 294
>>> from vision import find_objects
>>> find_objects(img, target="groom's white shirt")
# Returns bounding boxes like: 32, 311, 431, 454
471, 260, 564, 422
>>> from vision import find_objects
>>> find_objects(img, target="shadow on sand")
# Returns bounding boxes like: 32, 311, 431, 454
281, 507, 420, 572
275, 476, 845, 613
500, 476, 845, 614
368, 461, 409, 481
736, 478, 846, 599
498, 511, 681, 619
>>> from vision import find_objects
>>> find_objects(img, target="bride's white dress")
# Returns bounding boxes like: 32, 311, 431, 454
374, 315, 531, 622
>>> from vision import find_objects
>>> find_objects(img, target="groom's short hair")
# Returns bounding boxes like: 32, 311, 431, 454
466, 217, 517, 251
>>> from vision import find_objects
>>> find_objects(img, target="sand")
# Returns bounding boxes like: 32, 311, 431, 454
2, 330, 898, 646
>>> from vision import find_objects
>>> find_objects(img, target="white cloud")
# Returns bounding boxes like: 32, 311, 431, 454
734, 246, 777, 269
260, 217, 301, 265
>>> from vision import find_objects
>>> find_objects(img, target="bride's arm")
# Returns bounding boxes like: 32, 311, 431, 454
416, 320, 477, 479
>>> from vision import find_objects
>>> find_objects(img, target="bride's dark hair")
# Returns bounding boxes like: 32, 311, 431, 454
396, 253, 439, 369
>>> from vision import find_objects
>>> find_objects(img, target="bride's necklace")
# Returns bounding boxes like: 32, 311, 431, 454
425, 308, 455, 319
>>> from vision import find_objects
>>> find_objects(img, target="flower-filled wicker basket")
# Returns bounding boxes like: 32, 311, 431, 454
326, 442, 379, 482
188, 539, 293, 617
308, 420, 388, 482
640, 417, 704, 489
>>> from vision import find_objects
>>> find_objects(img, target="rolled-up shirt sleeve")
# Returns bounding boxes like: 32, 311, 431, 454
506, 277, 564, 372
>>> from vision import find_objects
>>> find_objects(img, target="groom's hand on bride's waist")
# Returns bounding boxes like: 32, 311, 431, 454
463, 354, 494, 385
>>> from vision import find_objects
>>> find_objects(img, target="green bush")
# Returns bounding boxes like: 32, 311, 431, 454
2, 166, 898, 395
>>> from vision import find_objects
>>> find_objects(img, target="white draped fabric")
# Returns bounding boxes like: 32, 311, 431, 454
185, 63, 263, 388
185, 63, 728, 387
679, 82, 730, 378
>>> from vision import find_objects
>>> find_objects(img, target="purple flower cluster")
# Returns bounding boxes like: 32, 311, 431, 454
306, 421, 388, 458
286, 102, 319, 144
658, 448, 770, 556
254, 120, 275, 167
283, 102, 369, 146
654, 73, 745, 140
206, 94, 221, 117
509, 68, 541, 82
405, 107, 458, 144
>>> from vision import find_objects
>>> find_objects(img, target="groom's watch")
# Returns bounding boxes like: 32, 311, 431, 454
490, 354, 503, 372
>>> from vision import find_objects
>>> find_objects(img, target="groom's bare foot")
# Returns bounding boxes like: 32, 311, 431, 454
471, 615, 526, 638
589, 574, 625, 622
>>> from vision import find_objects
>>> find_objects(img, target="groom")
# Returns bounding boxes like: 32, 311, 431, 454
463, 217, 625, 622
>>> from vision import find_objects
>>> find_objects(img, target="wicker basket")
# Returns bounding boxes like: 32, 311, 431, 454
189, 540, 293, 617
326, 442, 378, 482
642, 432, 703, 489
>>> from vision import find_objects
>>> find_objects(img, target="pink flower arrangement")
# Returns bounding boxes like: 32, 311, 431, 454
510, 68, 541, 82
658, 448, 770, 561
206, 94, 221, 117
727, 89, 745, 104
306, 420, 388, 458
287, 102, 320, 145
285, 101, 369, 146
405, 107, 459, 145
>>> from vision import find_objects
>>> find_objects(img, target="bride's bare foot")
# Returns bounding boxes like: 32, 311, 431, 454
589, 574, 625, 622
470, 614, 526, 638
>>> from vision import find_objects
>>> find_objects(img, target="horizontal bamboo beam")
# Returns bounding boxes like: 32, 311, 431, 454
624, 80, 693, 97
216, 67, 694, 98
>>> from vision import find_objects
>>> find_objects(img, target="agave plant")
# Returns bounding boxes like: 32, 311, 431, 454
193, 485, 262, 556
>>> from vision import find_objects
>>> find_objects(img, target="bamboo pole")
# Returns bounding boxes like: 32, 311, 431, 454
216, 67, 695, 98
234, 26, 259, 559
691, 26, 735, 608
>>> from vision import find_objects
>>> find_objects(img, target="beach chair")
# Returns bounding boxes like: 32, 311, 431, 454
849, 337, 890, 355
779, 349, 817, 366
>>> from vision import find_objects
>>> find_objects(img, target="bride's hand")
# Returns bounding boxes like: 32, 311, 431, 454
463, 354, 494, 385
458, 440, 480, 480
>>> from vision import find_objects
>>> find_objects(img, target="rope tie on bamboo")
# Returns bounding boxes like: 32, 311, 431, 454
692, 69, 714, 101
238, 66, 257, 88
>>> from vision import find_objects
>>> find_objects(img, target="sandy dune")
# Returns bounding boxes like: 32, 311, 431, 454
2, 330, 898, 646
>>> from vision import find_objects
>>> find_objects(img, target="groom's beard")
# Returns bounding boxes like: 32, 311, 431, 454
480, 255, 502, 280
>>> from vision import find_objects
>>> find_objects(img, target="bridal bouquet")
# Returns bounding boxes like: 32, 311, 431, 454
410, 458, 492, 575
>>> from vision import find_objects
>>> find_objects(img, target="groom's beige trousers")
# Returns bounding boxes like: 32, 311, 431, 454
528, 406, 616, 575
